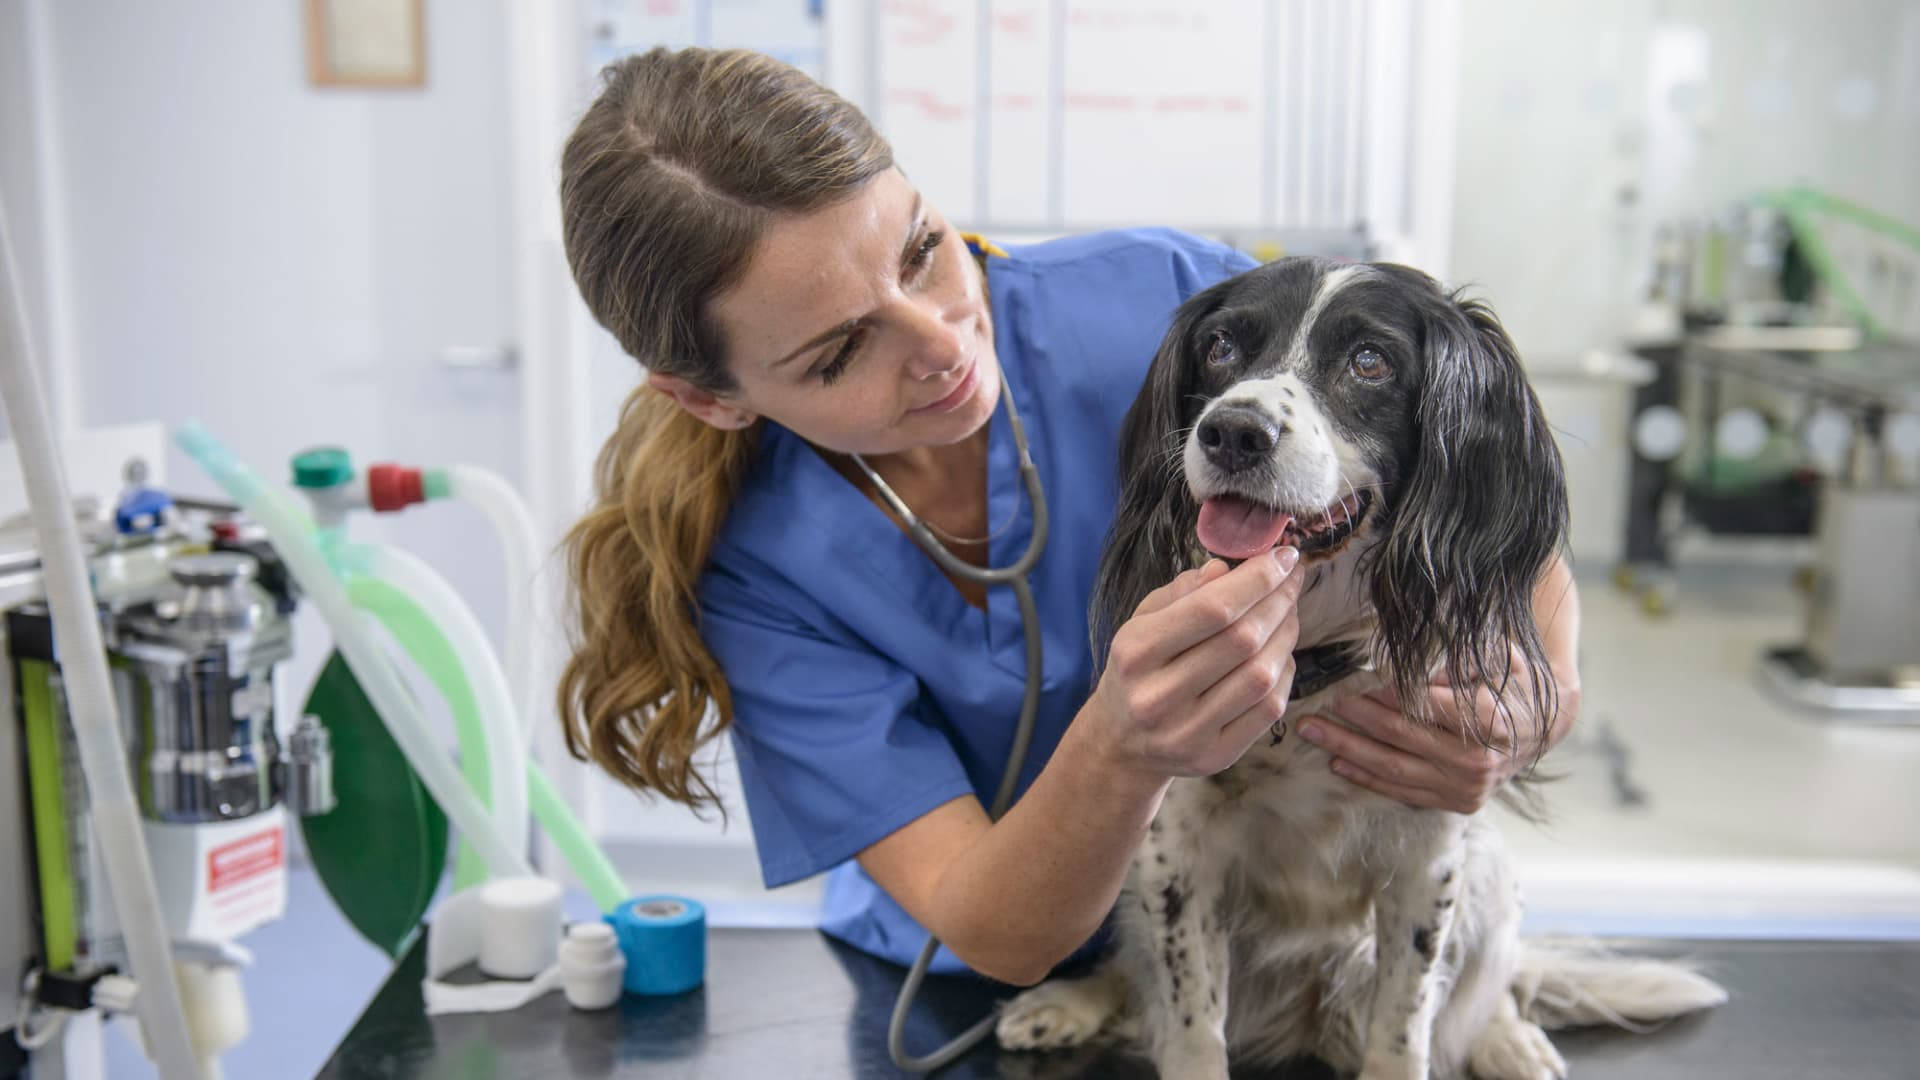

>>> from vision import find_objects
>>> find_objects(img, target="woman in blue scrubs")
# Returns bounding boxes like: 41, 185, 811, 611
553, 47, 1583, 986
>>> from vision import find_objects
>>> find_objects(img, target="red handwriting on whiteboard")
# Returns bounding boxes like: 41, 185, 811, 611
1066, 93, 1140, 112
994, 12, 1038, 35
1151, 96, 1253, 113
888, 88, 969, 122
886, 0, 956, 46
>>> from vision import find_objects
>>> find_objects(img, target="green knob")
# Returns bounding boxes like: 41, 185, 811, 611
292, 447, 355, 489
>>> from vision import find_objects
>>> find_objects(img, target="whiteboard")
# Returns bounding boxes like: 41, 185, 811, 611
848, 0, 1390, 245
584, 1, 1406, 249
586, 0, 827, 81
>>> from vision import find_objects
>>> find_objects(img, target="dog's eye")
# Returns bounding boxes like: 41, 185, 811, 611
1206, 331, 1238, 366
1349, 345, 1391, 381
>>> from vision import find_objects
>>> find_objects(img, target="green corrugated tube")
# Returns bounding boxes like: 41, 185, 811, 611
360, 581, 626, 910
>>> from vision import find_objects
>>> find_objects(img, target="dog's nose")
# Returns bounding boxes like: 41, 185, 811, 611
1198, 405, 1283, 473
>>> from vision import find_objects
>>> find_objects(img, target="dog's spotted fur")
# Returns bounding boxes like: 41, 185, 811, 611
997, 258, 1726, 1079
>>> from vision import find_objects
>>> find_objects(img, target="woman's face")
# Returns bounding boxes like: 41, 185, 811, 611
691, 168, 999, 457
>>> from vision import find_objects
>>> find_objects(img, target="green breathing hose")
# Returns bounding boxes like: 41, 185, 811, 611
349, 561, 626, 911
1757, 186, 1920, 342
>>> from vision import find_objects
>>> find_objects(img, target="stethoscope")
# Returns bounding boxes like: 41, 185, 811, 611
848, 377, 1049, 1073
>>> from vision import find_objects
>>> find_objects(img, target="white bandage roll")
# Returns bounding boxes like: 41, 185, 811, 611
476, 876, 564, 979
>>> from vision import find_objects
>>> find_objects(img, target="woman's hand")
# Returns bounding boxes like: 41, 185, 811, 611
1296, 559, 1583, 813
1086, 548, 1305, 781
1296, 645, 1579, 813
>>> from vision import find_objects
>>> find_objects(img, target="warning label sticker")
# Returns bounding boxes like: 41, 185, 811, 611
208, 828, 283, 894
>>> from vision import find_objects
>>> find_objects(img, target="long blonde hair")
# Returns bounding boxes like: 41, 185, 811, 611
555, 48, 892, 810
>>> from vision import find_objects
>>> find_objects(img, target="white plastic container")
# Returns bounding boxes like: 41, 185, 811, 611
476, 876, 563, 980
559, 922, 626, 1010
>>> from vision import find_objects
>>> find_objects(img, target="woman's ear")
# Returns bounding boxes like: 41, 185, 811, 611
647, 372, 757, 429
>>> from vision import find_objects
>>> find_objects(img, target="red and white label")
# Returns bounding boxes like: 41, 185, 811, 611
208, 827, 283, 894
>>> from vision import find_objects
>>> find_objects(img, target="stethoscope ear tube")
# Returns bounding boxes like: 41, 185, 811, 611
878, 385, 1050, 1073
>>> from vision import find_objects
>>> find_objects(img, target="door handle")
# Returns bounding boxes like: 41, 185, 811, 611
439, 344, 519, 372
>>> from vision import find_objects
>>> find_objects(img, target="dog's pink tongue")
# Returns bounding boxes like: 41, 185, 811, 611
1197, 497, 1293, 560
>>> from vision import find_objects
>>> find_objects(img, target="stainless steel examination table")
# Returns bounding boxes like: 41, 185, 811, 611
317, 927, 1920, 1079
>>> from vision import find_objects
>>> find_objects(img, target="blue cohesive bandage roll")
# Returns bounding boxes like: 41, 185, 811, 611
604, 895, 706, 996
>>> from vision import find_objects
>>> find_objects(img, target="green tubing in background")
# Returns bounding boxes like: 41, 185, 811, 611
1758, 186, 1920, 341
348, 577, 494, 893
527, 760, 627, 914
351, 577, 628, 913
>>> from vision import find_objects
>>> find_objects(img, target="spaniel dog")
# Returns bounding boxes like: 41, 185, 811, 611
996, 258, 1725, 1079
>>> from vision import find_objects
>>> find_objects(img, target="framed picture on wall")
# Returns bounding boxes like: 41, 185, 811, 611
306, 0, 426, 88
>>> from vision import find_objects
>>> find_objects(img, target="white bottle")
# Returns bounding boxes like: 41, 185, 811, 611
559, 922, 627, 1010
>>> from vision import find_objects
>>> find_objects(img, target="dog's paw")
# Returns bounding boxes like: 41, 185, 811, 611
996, 981, 1113, 1051
1469, 1017, 1568, 1080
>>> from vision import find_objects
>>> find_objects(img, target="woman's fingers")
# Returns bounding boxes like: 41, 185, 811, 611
1314, 692, 1445, 757
1301, 698, 1510, 813
1298, 713, 1452, 793
1324, 757, 1459, 813
1096, 550, 1309, 779
1215, 650, 1298, 763
1169, 569, 1304, 705
1121, 548, 1298, 668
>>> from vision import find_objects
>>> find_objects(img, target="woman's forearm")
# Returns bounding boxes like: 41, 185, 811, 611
886, 553, 1302, 983
923, 708, 1170, 985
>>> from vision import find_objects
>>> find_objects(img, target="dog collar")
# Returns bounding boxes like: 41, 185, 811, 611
1272, 642, 1367, 744
1293, 641, 1367, 699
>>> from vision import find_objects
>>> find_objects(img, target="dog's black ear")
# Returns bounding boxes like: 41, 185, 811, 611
1089, 287, 1221, 669
1369, 279, 1569, 754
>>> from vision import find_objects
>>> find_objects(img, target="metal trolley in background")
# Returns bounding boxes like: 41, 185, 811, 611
1614, 188, 1920, 723
1737, 337, 1920, 722
1619, 329, 1920, 722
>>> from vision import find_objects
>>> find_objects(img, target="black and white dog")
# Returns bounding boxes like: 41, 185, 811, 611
996, 258, 1726, 1079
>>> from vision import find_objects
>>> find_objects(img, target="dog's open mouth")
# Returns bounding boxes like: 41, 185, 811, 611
1196, 491, 1373, 561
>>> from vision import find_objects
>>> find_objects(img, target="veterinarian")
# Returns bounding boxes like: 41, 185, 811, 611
554, 47, 1583, 990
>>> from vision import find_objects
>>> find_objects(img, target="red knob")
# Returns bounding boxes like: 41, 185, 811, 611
368, 464, 425, 512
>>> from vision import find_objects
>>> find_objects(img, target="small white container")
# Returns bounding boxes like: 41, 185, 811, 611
559, 922, 627, 1010
476, 876, 563, 980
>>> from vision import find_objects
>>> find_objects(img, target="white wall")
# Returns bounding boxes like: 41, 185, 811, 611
30, 0, 523, 678
0, 0, 53, 442
1451, 0, 1920, 362
48, 0, 518, 488
1448, 0, 1652, 362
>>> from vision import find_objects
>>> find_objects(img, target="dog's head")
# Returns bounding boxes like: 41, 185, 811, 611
1094, 257, 1568, 737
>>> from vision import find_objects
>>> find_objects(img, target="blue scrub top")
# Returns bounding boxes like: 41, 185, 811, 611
698, 228, 1257, 974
